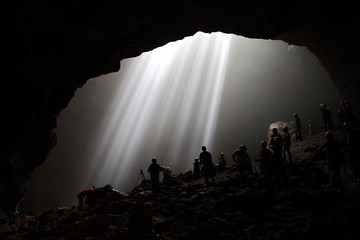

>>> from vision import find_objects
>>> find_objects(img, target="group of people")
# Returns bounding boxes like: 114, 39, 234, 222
77, 101, 358, 210
144, 102, 359, 192
71, 100, 358, 240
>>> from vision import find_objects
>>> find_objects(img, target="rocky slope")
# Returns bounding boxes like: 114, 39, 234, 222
7, 129, 360, 240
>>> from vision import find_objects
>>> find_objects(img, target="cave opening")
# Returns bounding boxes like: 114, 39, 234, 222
23, 32, 341, 215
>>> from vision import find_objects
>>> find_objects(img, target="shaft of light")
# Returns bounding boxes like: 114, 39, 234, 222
82, 32, 232, 190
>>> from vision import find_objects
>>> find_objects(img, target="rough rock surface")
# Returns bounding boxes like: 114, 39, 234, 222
7, 128, 360, 240
2, 1, 360, 221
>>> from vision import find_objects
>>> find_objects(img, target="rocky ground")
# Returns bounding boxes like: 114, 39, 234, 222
7, 129, 360, 240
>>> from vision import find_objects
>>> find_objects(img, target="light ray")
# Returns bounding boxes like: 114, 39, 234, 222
82, 32, 233, 190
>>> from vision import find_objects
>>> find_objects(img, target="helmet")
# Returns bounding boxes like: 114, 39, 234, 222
240, 145, 247, 151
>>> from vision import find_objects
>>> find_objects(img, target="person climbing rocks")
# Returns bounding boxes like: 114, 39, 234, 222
77, 186, 96, 211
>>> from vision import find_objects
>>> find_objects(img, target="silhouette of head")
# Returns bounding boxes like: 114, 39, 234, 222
135, 192, 146, 205
294, 113, 298, 118
325, 131, 334, 141
272, 128, 278, 134
261, 141, 267, 148
195, 157, 199, 162
240, 145, 247, 151
283, 127, 289, 132
343, 122, 351, 131
152, 157, 157, 163
202, 146, 207, 151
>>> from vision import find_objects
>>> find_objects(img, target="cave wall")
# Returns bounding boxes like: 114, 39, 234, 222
1, 1, 359, 215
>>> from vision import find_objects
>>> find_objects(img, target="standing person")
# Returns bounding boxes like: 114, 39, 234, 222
147, 157, 162, 193
260, 141, 274, 177
341, 100, 358, 125
232, 145, 253, 188
10, 193, 24, 224
199, 146, 215, 185
294, 113, 302, 141
319, 132, 347, 192
319, 103, 333, 131
269, 128, 283, 163
269, 128, 285, 187
308, 120, 315, 136
193, 157, 201, 179
282, 127, 293, 163
344, 122, 360, 181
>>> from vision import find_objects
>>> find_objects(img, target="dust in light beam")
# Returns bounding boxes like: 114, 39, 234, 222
82, 32, 232, 190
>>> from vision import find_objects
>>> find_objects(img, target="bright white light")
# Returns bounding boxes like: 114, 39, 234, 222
82, 32, 232, 190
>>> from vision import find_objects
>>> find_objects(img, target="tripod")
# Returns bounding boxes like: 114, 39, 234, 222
134, 169, 146, 187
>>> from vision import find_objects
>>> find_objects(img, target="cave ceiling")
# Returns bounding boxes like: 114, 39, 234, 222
1, 1, 359, 214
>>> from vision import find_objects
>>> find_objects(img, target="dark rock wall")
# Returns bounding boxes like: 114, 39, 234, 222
1, 1, 359, 215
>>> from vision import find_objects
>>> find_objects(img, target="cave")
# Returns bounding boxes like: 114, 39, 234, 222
2, 0, 360, 224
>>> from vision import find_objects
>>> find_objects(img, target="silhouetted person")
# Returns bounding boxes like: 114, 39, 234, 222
161, 166, 176, 188
199, 146, 215, 184
10, 193, 24, 224
147, 157, 162, 193
344, 122, 360, 181
269, 128, 285, 187
77, 186, 96, 211
282, 127, 293, 163
232, 145, 253, 188
294, 113, 302, 141
269, 128, 283, 163
308, 120, 315, 136
193, 157, 201, 179
162, 166, 172, 181
216, 152, 227, 170
319, 103, 333, 131
319, 131, 346, 192
338, 100, 358, 126
260, 141, 274, 177
128, 192, 156, 239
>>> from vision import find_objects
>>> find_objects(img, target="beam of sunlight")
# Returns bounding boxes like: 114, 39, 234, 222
82, 32, 233, 190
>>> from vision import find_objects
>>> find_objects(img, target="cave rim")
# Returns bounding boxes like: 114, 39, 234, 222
23, 30, 344, 215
